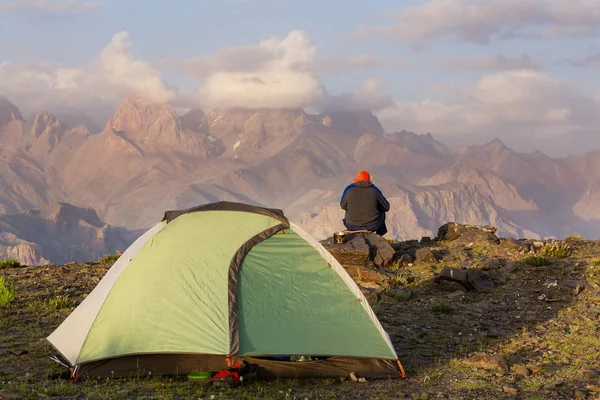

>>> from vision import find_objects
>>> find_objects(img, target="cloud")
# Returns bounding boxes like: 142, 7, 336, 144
377, 70, 600, 137
196, 30, 325, 109
357, 0, 600, 44
438, 54, 541, 70
558, 53, 600, 68
0, 0, 106, 14
321, 78, 393, 111
0, 31, 177, 116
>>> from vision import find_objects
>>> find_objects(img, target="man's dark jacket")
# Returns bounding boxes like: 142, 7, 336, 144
340, 180, 390, 227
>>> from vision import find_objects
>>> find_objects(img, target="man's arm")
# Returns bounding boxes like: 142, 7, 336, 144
373, 186, 390, 212
340, 184, 354, 210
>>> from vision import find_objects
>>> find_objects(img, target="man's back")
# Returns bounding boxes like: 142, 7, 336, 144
341, 180, 390, 227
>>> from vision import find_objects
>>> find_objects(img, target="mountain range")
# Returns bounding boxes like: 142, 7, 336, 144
1, 93, 599, 264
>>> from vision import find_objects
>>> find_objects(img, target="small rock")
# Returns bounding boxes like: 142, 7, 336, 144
574, 390, 587, 400
465, 352, 508, 372
0, 393, 23, 399
581, 369, 600, 379
8, 349, 28, 356
349, 372, 358, 382
442, 253, 457, 262
415, 248, 437, 264
467, 269, 495, 293
501, 262, 519, 275
357, 377, 367, 383
502, 385, 518, 396
512, 365, 532, 377
421, 236, 431, 243
398, 253, 413, 265
587, 385, 600, 392
458, 253, 470, 262
481, 259, 501, 270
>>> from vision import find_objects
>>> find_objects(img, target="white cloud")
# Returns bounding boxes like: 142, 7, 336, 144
196, 30, 325, 109
377, 70, 600, 137
358, 0, 600, 44
0, 31, 178, 115
438, 54, 541, 70
0, 0, 105, 14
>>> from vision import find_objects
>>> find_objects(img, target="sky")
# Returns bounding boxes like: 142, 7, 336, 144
0, 0, 599, 155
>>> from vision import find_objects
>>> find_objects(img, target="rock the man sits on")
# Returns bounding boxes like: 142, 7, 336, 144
340, 170, 390, 236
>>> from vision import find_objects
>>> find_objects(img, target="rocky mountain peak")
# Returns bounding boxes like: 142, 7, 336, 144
106, 92, 180, 145
0, 97, 24, 125
30, 111, 62, 138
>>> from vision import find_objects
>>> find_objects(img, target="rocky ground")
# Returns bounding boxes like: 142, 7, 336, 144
1, 223, 600, 399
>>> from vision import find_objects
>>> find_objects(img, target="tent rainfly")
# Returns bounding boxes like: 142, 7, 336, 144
47, 201, 405, 379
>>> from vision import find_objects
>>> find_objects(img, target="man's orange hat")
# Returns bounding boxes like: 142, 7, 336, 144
354, 170, 371, 183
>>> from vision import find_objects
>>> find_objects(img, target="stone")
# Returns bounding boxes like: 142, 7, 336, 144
398, 254, 413, 264
465, 352, 508, 372
574, 390, 587, 400
512, 365, 532, 377
442, 253, 457, 262
0, 393, 23, 399
499, 237, 530, 253
502, 386, 519, 396
587, 385, 600, 392
364, 233, 395, 268
501, 262, 519, 275
323, 234, 370, 266
343, 265, 392, 285
487, 270, 508, 286
581, 369, 600, 379
481, 259, 501, 270
467, 269, 495, 293
438, 222, 470, 241
415, 248, 437, 264
420, 236, 431, 243
434, 266, 494, 293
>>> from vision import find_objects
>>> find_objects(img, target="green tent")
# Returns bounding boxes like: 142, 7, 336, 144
47, 202, 404, 379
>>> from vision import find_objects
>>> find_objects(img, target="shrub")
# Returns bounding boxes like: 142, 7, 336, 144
566, 234, 584, 242
522, 256, 551, 267
0, 259, 21, 269
539, 242, 570, 258
0, 277, 17, 307
431, 303, 452, 314
48, 295, 77, 310
98, 253, 121, 264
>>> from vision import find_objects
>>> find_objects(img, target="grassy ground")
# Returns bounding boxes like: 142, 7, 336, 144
1, 239, 600, 399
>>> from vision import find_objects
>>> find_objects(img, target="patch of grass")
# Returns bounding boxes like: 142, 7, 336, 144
0, 258, 21, 269
431, 302, 452, 314
0, 276, 17, 307
565, 234, 584, 242
98, 253, 121, 264
538, 242, 570, 258
48, 295, 77, 310
386, 238, 397, 244
591, 258, 600, 266
389, 272, 416, 287
522, 255, 551, 266
453, 379, 492, 390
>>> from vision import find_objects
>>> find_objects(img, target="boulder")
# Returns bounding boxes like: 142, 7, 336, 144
499, 237, 530, 253
415, 248, 437, 264
322, 232, 395, 269
322, 234, 371, 267
363, 233, 395, 268
437, 222, 499, 245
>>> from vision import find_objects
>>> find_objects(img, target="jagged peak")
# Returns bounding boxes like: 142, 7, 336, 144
0, 96, 24, 124
106, 92, 180, 139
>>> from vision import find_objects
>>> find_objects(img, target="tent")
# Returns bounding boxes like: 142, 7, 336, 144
47, 201, 405, 379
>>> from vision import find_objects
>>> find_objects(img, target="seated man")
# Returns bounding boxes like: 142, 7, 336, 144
340, 170, 390, 236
